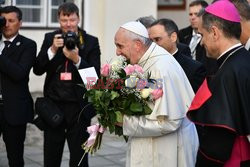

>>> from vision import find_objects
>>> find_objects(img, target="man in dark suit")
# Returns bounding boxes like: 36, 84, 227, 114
33, 2, 100, 167
0, 6, 37, 167
148, 18, 206, 93
178, 0, 218, 76
136, 16, 192, 58
177, 42, 192, 58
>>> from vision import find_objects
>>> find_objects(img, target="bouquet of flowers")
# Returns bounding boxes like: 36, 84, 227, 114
81, 56, 163, 156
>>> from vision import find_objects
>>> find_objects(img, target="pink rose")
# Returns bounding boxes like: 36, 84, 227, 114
124, 64, 135, 75
151, 89, 163, 100
101, 64, 111, 77
134, 64, 144, 74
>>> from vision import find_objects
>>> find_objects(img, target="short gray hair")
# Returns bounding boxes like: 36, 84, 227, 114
136, 15, 156, 28
126, 30, 152, 47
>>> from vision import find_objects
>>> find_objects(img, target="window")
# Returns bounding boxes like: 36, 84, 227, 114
5, 0, 76, 28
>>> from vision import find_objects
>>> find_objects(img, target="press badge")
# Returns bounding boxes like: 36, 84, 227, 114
60, 60, 72, 80
60, 72, 72, 80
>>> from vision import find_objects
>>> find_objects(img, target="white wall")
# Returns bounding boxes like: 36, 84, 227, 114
84, 0, 157, 65
158, 0, 212, 29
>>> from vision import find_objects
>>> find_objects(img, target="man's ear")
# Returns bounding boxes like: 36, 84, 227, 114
134, 39, 143, 51
210, 25, 220, 41
170, 32, 178, 43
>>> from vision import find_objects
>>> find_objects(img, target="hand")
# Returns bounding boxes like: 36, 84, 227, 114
51, 34, 64, 54
63, 46, 80, 64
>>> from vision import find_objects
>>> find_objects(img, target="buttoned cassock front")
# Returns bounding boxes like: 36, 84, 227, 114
123, 43, 199, 167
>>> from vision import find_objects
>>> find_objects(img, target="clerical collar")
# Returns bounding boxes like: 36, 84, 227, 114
217, 43, 241, 60
217, 43, 242, 69
172, 48, 178, 56
245, 38, 250, 51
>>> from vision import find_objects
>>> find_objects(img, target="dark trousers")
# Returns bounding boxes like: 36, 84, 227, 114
0, 105, 27, 167
44, 101, 89, 167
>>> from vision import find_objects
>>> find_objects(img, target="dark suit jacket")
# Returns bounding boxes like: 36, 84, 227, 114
0, 34, 37, 125
173, 50, 206, 93
33, 28, 101, 121
178, 26, 218, 75
177, 42, 191, 58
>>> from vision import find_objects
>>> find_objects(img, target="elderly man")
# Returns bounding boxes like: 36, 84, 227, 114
148, 18, 206, 92
187, 1, 250, 167
114, 21, 199, 167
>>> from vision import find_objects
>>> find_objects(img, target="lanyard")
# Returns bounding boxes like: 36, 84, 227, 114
65, 60, 69, 72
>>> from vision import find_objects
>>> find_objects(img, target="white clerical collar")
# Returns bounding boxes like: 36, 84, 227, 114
172, 48, 178, 56
245, 38, 250, 50
217, 43, 242, 60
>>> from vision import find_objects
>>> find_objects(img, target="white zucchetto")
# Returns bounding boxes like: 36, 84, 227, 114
120, 21, 149, 38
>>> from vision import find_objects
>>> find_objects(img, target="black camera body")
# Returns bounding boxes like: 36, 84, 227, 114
0, 16, 6, 28
62, 31, 78, 50
0, 16, 6, 40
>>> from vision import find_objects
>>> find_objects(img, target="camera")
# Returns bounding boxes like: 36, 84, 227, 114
62, 31, 78, 50
0, 16, 6, 28
0, 16, 6, 40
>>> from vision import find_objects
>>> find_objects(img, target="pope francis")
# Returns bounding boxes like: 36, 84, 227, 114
114, 21, 199, 167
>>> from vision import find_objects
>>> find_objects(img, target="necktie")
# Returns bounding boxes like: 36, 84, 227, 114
0, 41, 11, 96
2, 41, 11, 55
189, 34, 201, 60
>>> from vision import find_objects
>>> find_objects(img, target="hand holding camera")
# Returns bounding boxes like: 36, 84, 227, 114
63, 46, 79, 64
51, 31, 78, 54
51, 34, 64, 54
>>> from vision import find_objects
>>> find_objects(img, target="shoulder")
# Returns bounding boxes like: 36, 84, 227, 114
177, 42, 189, 50
230, 48, 250, 70
177, 52, 204, 70
179, 26, 192, 35
81, 29, 99, 44
17, 34, 36, 47
152, 45, 182, 72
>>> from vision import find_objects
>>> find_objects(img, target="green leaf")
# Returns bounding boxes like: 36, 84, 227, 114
144, 105, 152, 115
130, 102, 143, 113
109, 112, 117, 124
123, 99, 131, 109
109, 124, 115, 134
115, 111, 123, 123
118, 69, 127, 78
111, 91, 120, 100
95, 90, 103, 100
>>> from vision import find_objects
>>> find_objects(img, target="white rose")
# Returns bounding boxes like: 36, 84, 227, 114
111, 61, 119, 71
140, 88, 153, 99
125, 76, 139, 88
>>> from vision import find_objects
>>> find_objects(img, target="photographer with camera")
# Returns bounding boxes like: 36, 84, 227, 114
33, 2, 100, 167
0, 6, 37, 167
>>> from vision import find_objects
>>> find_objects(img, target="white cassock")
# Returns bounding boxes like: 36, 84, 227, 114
123, 43, 199, 167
